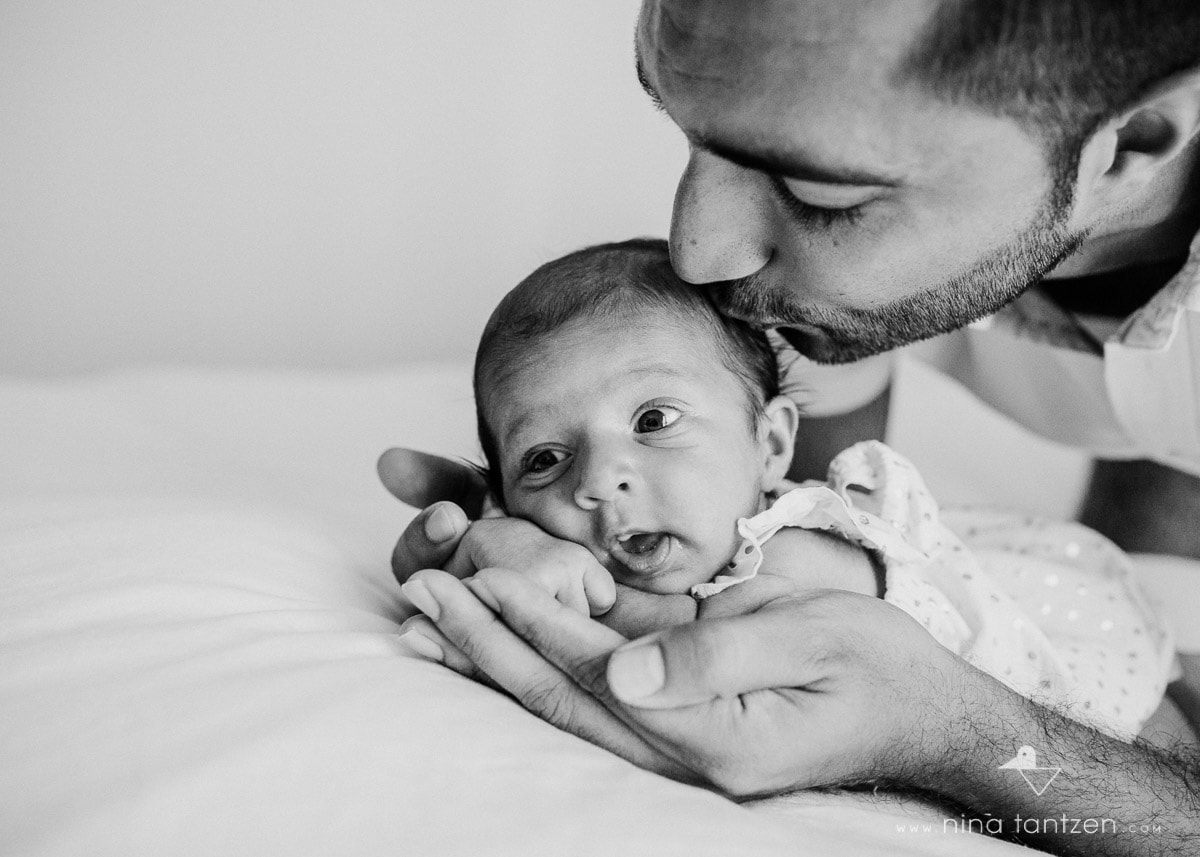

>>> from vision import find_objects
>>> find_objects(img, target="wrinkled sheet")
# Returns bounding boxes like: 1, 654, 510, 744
2, 357, 1162, 856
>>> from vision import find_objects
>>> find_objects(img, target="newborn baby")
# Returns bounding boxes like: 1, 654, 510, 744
462, 238, 1174, 739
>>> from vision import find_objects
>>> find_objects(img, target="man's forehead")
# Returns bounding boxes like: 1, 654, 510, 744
638, 0, 938, 94
637, 0, 949, 179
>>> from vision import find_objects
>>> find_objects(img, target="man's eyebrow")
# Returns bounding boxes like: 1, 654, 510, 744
698, 136, 900, 187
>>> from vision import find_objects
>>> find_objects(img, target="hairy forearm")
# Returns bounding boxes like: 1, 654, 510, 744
920, 664, 1200, 856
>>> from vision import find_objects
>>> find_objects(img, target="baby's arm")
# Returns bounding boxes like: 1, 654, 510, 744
753, 527, 881, 598
686, 528, 882, 623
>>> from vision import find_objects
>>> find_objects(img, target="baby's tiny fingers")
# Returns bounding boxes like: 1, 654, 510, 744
522, 565, 589, 616
558, 582, 592, 617
583, 565, 616, 617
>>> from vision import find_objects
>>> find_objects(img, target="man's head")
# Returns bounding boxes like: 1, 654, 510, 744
473, 239, 798, 592
637, 0, 1200, 362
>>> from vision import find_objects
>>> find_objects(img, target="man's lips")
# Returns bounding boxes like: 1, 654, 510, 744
708, 298, 834, 356
607, 531, 673, 576
774, 324, 836, 360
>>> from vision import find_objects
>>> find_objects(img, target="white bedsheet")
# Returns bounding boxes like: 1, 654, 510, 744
0, 358, 1149, 856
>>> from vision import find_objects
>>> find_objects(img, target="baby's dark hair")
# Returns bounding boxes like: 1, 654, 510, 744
473, 238, 780, 505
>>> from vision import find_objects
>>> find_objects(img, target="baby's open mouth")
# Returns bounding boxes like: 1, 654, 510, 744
609, 531, 673, 575
620, 532, 664, 554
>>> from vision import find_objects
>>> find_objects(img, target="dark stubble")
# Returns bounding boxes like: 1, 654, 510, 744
707, 193, 1089, 365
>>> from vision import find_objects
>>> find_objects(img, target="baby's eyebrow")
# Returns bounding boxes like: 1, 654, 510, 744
625, 361, 693, 380
499, 411, 534, 451
497, 362, 692, 448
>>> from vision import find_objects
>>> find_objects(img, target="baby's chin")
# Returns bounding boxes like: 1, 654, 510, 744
610, 567, 709, 595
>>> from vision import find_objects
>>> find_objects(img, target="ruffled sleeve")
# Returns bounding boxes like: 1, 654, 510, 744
692, 440, 1173, 738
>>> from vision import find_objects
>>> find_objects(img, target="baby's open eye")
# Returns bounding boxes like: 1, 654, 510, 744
634, 406, 681, 433
523, 448, 568, 474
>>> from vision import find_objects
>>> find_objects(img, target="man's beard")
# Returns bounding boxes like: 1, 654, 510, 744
708, 199, 1088, 364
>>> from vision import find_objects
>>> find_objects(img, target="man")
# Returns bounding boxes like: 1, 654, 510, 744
383, 1, 1200, 853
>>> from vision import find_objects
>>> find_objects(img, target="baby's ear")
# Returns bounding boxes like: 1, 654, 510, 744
759, 396, 799, 492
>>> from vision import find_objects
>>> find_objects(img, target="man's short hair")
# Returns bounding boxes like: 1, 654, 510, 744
901, 0, 1200, 207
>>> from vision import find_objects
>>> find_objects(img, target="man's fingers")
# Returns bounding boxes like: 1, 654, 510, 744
377, 448, 488, 517
391, 501, 470, 583
398, 614, 518, 696
405, 569, 692, 780
465, 570, 746, 780
607, 591, 872, 709
398, 614, 477, 677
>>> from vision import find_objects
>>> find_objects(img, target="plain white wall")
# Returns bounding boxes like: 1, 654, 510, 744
0, 1, 683, 375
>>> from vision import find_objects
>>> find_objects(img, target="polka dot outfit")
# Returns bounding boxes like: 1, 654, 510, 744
690, 440, 1175, 739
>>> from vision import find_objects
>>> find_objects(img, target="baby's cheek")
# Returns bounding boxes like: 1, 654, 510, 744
508, 491, 588, 546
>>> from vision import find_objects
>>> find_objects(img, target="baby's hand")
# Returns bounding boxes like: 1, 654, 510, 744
445, 517, 616, 617
514, 547, 617, 617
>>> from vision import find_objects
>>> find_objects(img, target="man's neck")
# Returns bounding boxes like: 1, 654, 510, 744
1039, 256, 1187, 320
1051, 211, 1197, 278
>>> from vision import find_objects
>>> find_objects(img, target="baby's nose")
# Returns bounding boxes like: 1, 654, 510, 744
572, 444, 633, 510
573, 474, 630, 509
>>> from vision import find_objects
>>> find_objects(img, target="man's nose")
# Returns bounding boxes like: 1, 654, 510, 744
572, 441, 633, 510
669, 148, 773, 285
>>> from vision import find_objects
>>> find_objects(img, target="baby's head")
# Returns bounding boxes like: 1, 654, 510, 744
474, 238, 797, 594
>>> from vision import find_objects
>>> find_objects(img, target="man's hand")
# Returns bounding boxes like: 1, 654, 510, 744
378, 447, 489, 519
399, 567, 1200, 856
379, 448, 485, 579
399, 566, 964, 795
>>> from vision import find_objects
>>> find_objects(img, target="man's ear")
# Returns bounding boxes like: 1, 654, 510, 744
759, 395, 799, 492
1078, 66, 1200, 211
